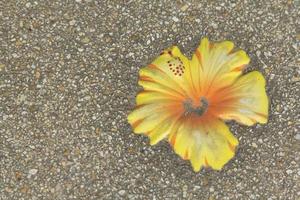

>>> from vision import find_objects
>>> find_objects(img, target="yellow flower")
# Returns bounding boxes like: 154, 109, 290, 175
128, 38, 269, 172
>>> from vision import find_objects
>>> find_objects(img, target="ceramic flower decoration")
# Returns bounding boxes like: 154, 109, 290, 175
128, 38, 268, 172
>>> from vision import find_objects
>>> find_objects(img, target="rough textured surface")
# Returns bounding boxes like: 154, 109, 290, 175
1, 0, 299, 199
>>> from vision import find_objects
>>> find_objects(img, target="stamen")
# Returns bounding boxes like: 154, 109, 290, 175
183, 97, 209, 116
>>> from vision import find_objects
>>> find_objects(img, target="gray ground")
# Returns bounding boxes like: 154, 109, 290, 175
1, 0, 299, 199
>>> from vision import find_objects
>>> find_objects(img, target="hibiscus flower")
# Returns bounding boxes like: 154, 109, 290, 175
128, 38, 269, 172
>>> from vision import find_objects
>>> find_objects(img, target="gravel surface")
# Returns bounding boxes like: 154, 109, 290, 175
1, 0, 299, 199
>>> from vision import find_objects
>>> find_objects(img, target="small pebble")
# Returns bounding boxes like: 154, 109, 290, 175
180, 5, 189, 12
28, 169, 38, 177
69, 20, 76, 26
172, 16, 179, 22
82, 37, 90, 44
118, 190, 126, 196
0, 64, 5, 71
252, 143, 258, 148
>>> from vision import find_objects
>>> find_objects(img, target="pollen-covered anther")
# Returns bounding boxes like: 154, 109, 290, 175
183, 97, 209, 116
167, 57, 185, 76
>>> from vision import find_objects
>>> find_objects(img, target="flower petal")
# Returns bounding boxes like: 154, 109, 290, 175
212, 71, 269, 126
128, 104, 159, 122
169, 119, 238, 171
138, 45, 197, 99
148, 117, 181, 145
192, 38, 250, 94
136, 91, 179, 106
